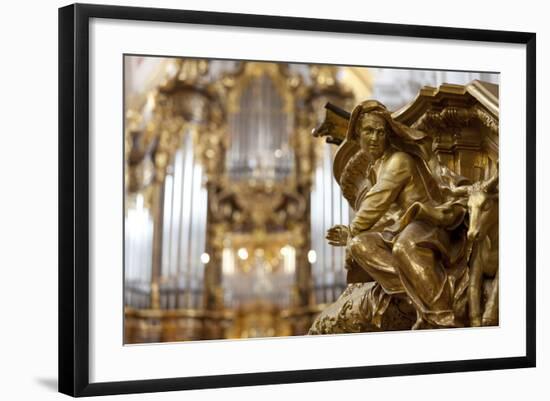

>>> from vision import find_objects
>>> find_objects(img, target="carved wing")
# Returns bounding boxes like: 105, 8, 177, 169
313, 80, 499, 208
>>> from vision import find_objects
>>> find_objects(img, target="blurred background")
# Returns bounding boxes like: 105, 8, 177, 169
123, 56, 498, 343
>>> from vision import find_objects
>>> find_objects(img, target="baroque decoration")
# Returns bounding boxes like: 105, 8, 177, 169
125, 56, 499, 341
310, 81, 499, 333
124, 58, 356, 342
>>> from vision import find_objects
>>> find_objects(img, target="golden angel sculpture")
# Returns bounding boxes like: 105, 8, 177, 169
309, 81, 499, 333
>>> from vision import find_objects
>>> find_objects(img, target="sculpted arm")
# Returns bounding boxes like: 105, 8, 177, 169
350, 152, 414, 235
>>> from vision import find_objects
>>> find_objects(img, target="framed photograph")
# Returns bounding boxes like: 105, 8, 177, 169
58, 2, 536, 397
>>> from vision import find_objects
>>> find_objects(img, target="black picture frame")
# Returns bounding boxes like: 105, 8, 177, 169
58, 3, 536, 397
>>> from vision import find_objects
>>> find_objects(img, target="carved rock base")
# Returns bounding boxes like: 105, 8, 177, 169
308, 282, 415, 335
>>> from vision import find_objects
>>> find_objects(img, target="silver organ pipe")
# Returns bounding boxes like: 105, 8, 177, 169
177, 133, 194, 308
159, 131, 208, 310
310, 143, 349, 304
226, 74, 294, 181
124, 193, 154, 309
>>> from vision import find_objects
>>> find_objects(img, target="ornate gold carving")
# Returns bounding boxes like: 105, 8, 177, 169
125, 59, 359, 341
449, 173, 499, 326
310, 81, 499, 334
309, 282, 414, 334
125, 59, 226, 314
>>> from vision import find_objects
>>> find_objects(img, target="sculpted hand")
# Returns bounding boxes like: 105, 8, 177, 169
326, 225, 351, 246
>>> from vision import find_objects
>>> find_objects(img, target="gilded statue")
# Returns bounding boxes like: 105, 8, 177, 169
450, 175, 499, 327
310, 92, 499, 334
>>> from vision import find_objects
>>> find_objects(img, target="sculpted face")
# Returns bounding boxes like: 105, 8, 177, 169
357, 113, 388, 160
